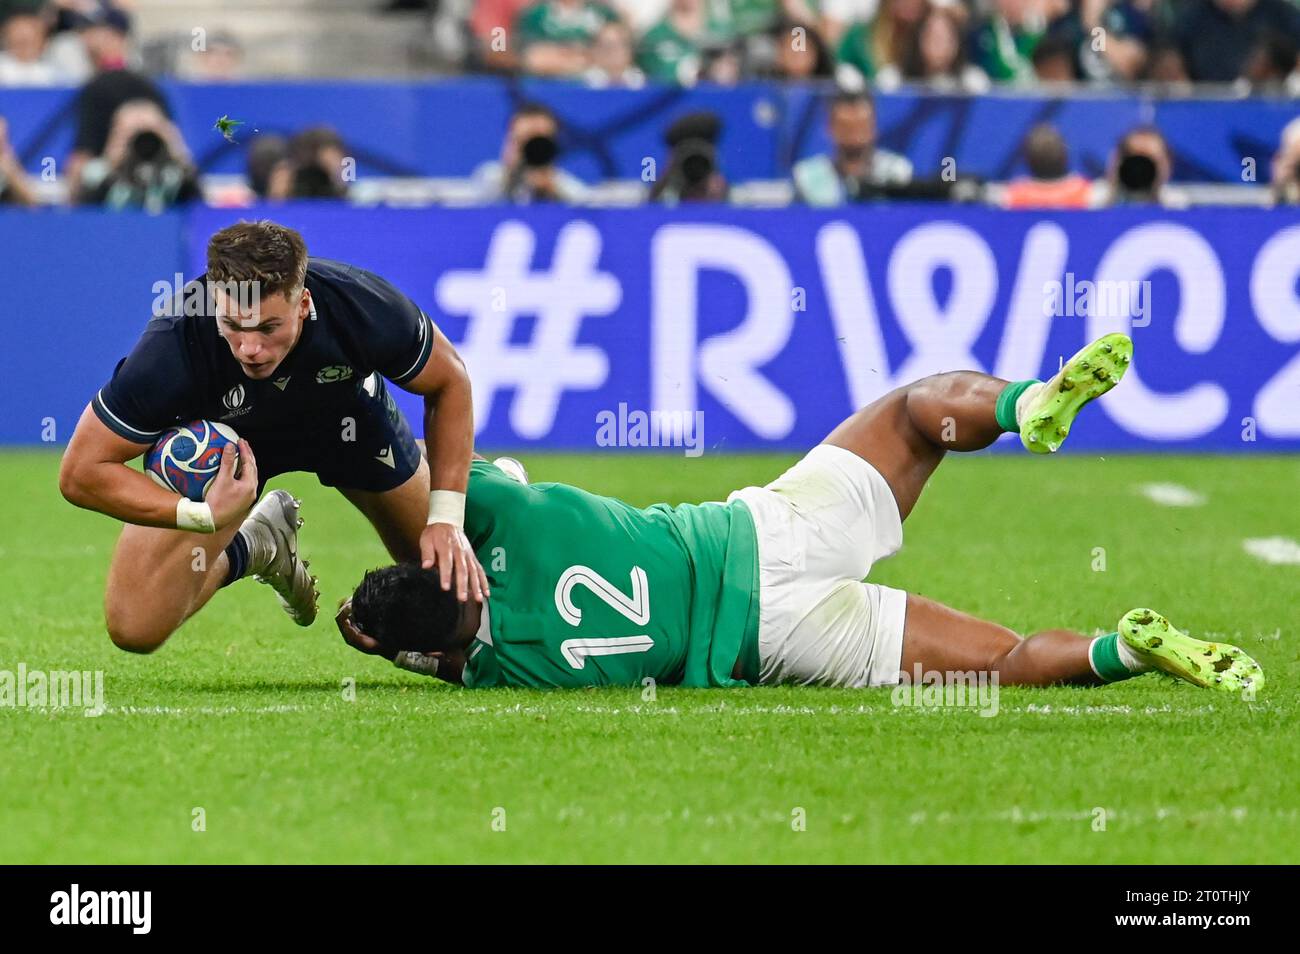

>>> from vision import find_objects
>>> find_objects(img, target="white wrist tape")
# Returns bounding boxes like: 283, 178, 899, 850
427, 489, 466, 528
394, 651, 440, 677
176, 498, 216, 534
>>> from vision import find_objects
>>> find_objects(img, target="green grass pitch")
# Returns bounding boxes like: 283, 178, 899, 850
1, 448, 1297, 864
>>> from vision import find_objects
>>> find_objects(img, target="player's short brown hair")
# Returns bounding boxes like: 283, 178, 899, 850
206, 220, 308, 298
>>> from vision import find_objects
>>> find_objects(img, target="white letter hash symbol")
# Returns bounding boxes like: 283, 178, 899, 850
554, 565, 653, 669
436, 221, 621, 439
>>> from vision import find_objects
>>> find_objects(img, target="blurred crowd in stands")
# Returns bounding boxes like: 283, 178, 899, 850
3, 0, 1300, 90
458, 0, 1300, 91
1, 0, 1299, 212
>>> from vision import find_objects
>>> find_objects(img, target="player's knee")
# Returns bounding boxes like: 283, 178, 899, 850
984, 630, 1026, 670
901, 374, 948, 419
905, 371, 964, 407
104, 611, 172, 654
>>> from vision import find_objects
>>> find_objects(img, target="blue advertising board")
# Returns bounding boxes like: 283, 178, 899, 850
3, 203, 1297, 451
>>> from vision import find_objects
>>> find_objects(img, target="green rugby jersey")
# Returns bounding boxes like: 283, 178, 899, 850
515, 2, 618, 47
461, 461, 760, 689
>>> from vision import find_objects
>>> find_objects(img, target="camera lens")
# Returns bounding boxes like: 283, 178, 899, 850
1118, 154, 1157, 192
521, 135, 559, 168
678, 144, 714, 185
291, 162, 338, 198
128, 130, 165, 163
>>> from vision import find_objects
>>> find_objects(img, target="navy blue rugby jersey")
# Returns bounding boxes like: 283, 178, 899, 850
92, 258, 438, 445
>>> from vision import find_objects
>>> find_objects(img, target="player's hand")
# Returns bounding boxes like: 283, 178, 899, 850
335, 599, 393, 660
419, 521, 489, 603
206, 439, 258, 530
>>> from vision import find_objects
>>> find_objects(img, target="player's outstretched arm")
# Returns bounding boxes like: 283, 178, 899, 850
395, 324, 490, 604
59, 404, 257, 532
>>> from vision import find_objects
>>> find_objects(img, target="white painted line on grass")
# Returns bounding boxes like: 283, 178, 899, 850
104, 704, 312, 716
1243, 537, 1300, 565
5, 701, 1236, 719
1021, 703, 1219, 715
1136, 483, 1206, 507
906, 806, 1277, 825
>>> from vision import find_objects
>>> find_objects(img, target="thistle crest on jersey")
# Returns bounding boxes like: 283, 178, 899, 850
316, 365, 354, 383
145, 420, 241, 501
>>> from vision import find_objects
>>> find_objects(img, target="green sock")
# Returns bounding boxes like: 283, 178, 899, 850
995, 380, 1039, 433
1089, 633, 1141, 682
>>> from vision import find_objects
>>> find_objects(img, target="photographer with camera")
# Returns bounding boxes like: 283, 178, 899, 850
1105, 125, 1179, 207
474, 101, 587, 204
77, 98, 201, 212
649, 110, 729, 205
792, 90, 913, 207
285, 126, 350, 200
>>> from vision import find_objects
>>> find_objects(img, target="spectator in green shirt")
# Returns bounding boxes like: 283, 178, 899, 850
969, 0, 1045, 84
515, 0, 621, 77
637, 0, 734, 84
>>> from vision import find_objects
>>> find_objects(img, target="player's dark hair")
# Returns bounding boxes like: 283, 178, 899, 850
207, 220, 309, 298
351, 563, 461, 657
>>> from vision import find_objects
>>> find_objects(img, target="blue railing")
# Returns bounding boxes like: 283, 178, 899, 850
1, 77, 1296, 184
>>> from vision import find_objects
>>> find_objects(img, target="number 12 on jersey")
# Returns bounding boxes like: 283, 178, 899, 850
554, 565, 654, 670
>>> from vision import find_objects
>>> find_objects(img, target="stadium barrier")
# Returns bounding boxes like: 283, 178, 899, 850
3, 203, 1298, 450
2, 78, 1296, 184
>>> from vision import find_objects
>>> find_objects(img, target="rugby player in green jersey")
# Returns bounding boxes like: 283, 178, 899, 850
336, 333, 1264, 696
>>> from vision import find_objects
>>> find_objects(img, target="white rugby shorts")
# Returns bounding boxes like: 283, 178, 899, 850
728, 444, 908, 688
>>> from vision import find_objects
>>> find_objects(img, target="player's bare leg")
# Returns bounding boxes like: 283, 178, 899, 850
824, 333, 1132, 518
812, 333, 1202, 688
898, 594, 1265, 693
104, 520, 245, 653
338, 456, 431, 563
811, 332, 1263, 692
825, 371, 1006, 519
104, 491, 317, 653
900, 593, 1101, 686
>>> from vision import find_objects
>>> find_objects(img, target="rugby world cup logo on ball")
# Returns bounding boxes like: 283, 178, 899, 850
146, 420, 241, 501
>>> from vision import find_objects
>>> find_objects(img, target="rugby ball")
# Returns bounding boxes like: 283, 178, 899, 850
145, 421, 241, 501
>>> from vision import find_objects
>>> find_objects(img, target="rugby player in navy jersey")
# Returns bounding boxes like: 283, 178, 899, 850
58, 220, 489, 653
